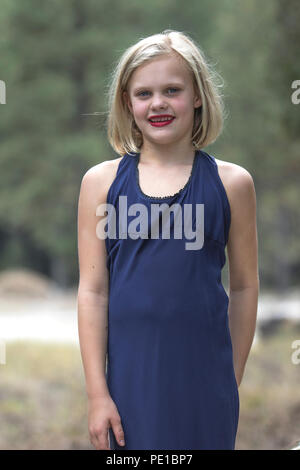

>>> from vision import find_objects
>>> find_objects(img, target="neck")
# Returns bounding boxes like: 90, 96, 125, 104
139, 140, 196, 167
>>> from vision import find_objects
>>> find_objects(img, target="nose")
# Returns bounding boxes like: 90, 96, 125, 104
150, 92, 167, 110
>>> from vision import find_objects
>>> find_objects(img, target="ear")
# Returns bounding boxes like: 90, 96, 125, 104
192, 82, 202, 109
123, 91, 133, 114
194, 93, 202, 109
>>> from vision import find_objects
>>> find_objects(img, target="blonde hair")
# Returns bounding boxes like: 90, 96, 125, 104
106, 29, 225, 156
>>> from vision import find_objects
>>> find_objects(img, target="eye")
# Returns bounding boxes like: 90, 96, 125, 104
138, 91, 150, 97
137, 88, 180, 97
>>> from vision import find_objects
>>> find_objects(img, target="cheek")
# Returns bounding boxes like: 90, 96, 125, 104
132, 101, 147, 119
174, 97, 194, 115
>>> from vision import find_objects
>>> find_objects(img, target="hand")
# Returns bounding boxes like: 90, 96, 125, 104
88, 395, 125, 450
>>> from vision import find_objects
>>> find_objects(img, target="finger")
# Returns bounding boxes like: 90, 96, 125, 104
90, 427, 110, 450
110, 417, 125, 447
96, 427, 110, 450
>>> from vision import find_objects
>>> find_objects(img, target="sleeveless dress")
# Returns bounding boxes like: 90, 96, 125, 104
105, 149, 239, 450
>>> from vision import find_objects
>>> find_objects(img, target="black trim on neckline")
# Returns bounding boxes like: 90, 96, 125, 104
134, 150, 199, 201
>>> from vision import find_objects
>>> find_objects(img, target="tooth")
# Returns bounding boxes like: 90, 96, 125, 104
151, 117, 172, 122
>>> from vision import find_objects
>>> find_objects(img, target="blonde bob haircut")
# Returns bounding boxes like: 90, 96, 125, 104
106, 29, 225, 156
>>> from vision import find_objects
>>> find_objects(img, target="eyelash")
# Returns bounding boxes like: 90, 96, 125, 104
137, 88, 179, 97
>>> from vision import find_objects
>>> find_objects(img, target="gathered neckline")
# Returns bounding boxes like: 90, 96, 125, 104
134, 150, 199, 201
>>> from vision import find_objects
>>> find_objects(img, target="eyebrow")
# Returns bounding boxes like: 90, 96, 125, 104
132, 82, 184, 93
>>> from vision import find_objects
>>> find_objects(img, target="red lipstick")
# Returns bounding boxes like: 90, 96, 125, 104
148, 114, 175, 127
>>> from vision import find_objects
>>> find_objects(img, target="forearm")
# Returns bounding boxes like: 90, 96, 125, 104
228, 283, 259, 386
77, 288, 110, 400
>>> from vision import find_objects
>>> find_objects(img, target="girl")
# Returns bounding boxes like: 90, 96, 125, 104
77, 30, 259, 450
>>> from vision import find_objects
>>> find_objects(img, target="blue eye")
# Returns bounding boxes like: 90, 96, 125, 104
137, 88, 179, 97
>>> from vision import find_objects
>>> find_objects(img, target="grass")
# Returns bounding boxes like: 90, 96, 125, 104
0, 320, 299, 449
0, 341, 91, 450
236, 319, 300, 450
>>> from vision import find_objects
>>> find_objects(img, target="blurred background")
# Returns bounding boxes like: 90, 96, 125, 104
0, 0, 299, 450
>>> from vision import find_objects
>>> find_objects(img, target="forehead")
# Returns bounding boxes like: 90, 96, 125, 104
128, 53, 192, 91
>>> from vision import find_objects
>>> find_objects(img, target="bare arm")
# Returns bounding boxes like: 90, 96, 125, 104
77, 158, 125, 449
224, 166, 259, 387
77, 164, 110, 400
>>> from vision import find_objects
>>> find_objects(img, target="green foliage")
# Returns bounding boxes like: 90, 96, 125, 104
0, 0, 299, 287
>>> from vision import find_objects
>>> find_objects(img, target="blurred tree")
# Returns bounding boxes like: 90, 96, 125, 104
0, 0, 299, 289
265, 0, 300, 290
0, 0, 114, 285
0, 0, 222, 285
210, 0, 300, 290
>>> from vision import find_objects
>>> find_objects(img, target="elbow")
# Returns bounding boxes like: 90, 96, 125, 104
229, 277, 260, 293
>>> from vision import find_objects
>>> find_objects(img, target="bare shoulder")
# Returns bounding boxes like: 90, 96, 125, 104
214, 157, 256, 208
80, 156, 123, 203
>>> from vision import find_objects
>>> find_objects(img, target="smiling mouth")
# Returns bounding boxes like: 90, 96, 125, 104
148, 117, 175, 127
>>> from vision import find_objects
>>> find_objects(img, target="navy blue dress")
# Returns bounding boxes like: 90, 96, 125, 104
105, 149, 239, 450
